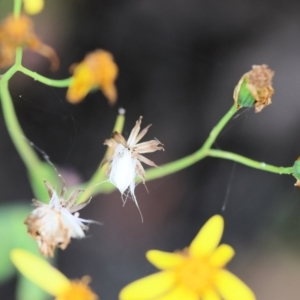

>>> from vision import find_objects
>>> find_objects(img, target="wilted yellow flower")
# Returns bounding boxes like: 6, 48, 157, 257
0, 14, 59, 70
66, 49, 118, 105
11, 249, 98, 300
233, 64, 274, 113
119, 215, 256, 300
103, 116, 164, 219
23, 0, 44, 15
25, 180, 94, 257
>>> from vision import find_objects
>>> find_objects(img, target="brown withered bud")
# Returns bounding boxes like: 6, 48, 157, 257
0, 14, 59, 70
25, 181, 93, 257
233, 64, 274, 113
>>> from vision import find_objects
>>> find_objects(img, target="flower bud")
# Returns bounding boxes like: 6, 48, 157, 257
23, 0, 44, 15
233, 65, 274, 113
293, 157, 300, 187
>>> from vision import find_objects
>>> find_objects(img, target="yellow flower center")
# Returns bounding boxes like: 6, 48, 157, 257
55, 277, 98, 300
176, 255, 216, 295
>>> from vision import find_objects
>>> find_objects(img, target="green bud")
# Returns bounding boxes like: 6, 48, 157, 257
233, 65, 274, 113
235, 79, 256, 108
292, 158, 300, 181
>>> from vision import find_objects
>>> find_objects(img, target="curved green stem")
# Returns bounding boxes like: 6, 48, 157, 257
143, 105, 293, 181
0, 80, 41, 172
208, 149, 293, 174
0, 79, 59, 201
88, 106, 239, 194
145, 105, 238, 181
77, 110, 126, 203
145, 149, 207, 181
2, 65, 18, 81
202, 105, 238, 150
18, 66, 72, 87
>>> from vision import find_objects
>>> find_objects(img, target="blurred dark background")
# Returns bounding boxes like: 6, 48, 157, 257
2, 0, 300, 299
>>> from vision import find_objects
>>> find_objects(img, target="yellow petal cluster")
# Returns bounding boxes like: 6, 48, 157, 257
10, 249, 98, 300
119, 215, 256, 300
23, 0, 44, 15
66, 49, 118, 105
56, 277, 98, 300
0, 14, 59, 70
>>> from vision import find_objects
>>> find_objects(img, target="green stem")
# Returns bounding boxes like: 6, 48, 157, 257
145, 105, 238, 181
77, 110, 126, 203
88, 105, 239, 194
208, 149, 293, 175
14, 0, 23, 17
202, 105, 238, 150
18, 66, 72, 87
2, 65, 18, 81
0, 80, 42, 173
15, 48, 23, 67
145, 148, 207, 181
78, 103, 293, 199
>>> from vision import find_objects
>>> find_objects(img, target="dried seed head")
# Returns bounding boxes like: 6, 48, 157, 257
103, 116, 164, 220
25, 181, 93, 257
248, 64, 274, 89
233, 64, 274, 113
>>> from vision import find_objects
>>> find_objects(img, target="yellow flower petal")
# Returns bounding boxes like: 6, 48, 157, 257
146, 250, 185, 270
202, 288, 221, 300
66, 50, 118, 105
119, 271, 176, 300
56, 277, 98, 300
101, 83, 117, 104
66, 65, 94, 103
210, 244, 235, 267
23, 0, 44, 14
10, 249, 70, 296
189, 215, 224, 257
156, 284, 198, 300
215, 269, 256, 300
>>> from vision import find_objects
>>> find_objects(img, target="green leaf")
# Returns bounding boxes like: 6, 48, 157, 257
0, 203, 51, 300
0, 204, 30, 283
16, 276, 49, 300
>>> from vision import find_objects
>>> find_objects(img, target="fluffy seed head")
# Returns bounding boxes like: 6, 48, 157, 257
103, 116, 164, 219
25, 181, 93, 257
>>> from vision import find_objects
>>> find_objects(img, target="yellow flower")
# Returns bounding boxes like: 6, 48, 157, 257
23, 0, 44, 15
66, 49, 118, 105
0, 14, 59, 70
10, 249, 98, 300
119, 215, 256, 300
